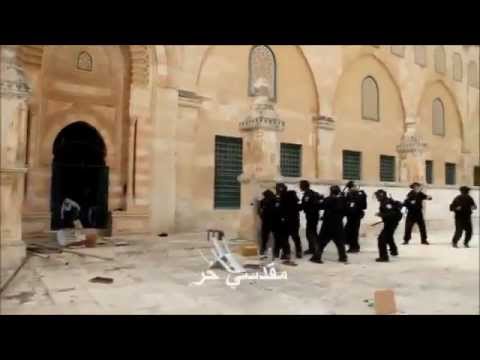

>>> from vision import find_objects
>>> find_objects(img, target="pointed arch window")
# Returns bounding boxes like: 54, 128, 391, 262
248, 45, 276, 101
432, 98, 445, 136
361, 76, 379, 121
414, 45, 427, 67
452, 53, 463, 82
468, 61, 479, 88
434, 46, 446, 74
77, 51, 93, 72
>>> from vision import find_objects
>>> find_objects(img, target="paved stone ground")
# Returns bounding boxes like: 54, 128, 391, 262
1, 227, 478, 315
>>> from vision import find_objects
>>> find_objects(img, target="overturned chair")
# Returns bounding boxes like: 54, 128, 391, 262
205, 229, 246, 274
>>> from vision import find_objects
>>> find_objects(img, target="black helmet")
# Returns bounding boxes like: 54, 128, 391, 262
409, 182, 422, 189
330, 185, 341, 195
459, 186, 470, 193
345, 180, 355, 189
374, 189, 387, 197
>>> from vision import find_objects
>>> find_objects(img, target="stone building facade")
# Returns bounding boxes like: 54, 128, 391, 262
1, 45, 479, 276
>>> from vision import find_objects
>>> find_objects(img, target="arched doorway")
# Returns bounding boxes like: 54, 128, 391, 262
50, 122, 109, 229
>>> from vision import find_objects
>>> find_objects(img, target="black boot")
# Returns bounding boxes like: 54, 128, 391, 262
421, 240, 430, 245
464, 243, 470, 248
296, 251, 303, 259
452, 242, 458, 248
304, 249, 314, 255
309, 256, 323, 264
375, 257, 389, 262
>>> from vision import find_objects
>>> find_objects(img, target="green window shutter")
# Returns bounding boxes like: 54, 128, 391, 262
474, 166, 480, 187
214, 136, 243, 209
425, 160, 434, 184
445, 162, 456, 185
343, 150, 361, 180
280, 143, 302, 177
380, 155, 395, 182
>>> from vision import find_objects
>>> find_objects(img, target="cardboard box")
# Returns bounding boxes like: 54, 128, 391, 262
374, 289, 397, 315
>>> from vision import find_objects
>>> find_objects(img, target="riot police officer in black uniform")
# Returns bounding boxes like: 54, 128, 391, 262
344, 180, 367, 253
299, 180, 323, 255
403, 182, 432, 245
374, 189, 403, 262
310, 185, 348, 264
450, 186, 477, 248
284, 189, 303, 258
258, 189, 277, 258
272, 183, 290, 260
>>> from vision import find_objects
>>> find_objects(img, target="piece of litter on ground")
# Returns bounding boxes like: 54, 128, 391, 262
158, 233, 168, 237
89, 276, 114, 284
115, 241, 130, 247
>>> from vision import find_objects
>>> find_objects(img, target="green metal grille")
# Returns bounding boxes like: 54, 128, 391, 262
343, 150, 361, 180
280, 143, 302, 177
214, 136, 243, 209
474, 166, 480, 187
380, 155, 395, 182
425, 160, 434, 184
445, 162, 456, 185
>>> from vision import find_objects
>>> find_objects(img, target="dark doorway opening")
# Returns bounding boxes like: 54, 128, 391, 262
50, 122, 109, 230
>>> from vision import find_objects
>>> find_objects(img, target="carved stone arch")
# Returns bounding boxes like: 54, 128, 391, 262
333, 53, 407, 124
195, 45, 320, 114
416, 79, 465, 144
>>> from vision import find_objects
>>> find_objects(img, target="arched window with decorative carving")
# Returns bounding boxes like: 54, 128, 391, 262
248, 45, 276, 101
361, 76, 379, 121
77, 51, 93, 72
452, 53, 463, 82
432, 98, 445, 136
434, 46, 446, 74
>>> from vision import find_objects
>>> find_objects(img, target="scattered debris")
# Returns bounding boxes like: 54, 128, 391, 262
56, 287, 76, 293
89, 276, 114, 284
0, 256, 30, 295
104, 265, 136, 272
158, 233, 168, 237
27, 250, 50, 259
2, 290, 35, 304
115, 241, 130, 247
30, 243, 114, 262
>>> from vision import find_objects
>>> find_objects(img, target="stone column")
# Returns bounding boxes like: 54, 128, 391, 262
175, 90, 204, 231
1, 45, 31, 283
313, 115, 335, 179
238, 78, 285, 242
125, 116, 136, 210
460, 149, 473, 185
396, 118, 427, 183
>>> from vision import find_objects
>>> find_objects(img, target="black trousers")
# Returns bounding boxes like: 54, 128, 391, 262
345, 215, 362, 250
286, 221, 302, 255
404, 214, 428, 243
378, 220, 399, 260
452, 216, 473, 245
273, 223, 289, 258
316, 224, 347, 261
305, 216, 319, 252
260, 220, 274, 255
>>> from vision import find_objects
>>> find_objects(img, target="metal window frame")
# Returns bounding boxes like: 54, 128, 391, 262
425, 160, 434, 185
445, 162, 456, 185
379, 154, 396, 182
280, 142, 302, 178
214, 135, 243, 210
342, 150, 362, 181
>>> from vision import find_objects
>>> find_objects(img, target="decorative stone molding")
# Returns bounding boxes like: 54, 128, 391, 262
396, 121, 427, 156
240, 78, 284, 132
0, 46, 31, 99
178, 89, 206, 109
312, 114, 335, 130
